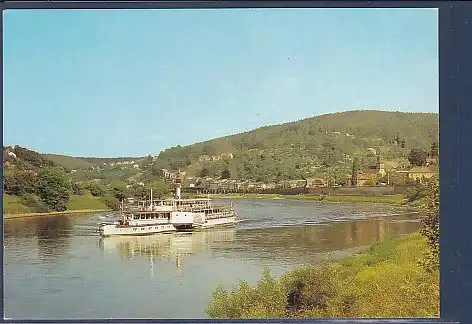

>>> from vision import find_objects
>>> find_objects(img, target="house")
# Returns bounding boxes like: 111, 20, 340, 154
356, 173, 375, 187
396, 165, 438, 183
288, 180, 306, 189
266, 182, 276, 190
306, 177, 327, 188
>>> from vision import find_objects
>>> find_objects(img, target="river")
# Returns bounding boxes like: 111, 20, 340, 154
4, 198, 424, 319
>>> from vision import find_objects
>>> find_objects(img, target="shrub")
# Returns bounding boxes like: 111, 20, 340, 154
20, 193, 50, 213
71, 182, 85, 196
101, 195, 119, 210
206, 233, 439, 319
419, 176, 439, 272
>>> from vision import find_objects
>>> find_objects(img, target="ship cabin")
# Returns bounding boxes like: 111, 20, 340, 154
154, 198, 212, 211
203, 206, 235, 219
118, 210, 171, 226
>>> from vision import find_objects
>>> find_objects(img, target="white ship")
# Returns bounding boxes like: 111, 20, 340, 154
98, 182, 238, 237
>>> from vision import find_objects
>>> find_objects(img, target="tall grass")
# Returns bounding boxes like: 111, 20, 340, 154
66, 193, 109, 210
206, 232, 439, 318
4, 193, 109, 215
3, 194, 35, 214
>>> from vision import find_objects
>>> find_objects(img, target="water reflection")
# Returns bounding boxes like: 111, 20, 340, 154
4, 201, 425, 319
100, 230, 236, 276
99, 212, 422, 274
5, 215, 74, 262
225, 214, 422, 263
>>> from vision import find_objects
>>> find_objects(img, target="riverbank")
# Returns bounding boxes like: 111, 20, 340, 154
207, 231, 439, 318
185, 193, 407, 205
4, 194, 111, 219
4, 209, 111, 219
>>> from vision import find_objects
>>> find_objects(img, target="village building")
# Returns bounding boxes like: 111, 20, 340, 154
306, 177, 327, 188
396, 165, 438, 183
352, 155, 386, 187
356, 173, 375, 187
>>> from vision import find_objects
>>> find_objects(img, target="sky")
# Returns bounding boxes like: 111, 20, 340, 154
3, 8, 438, 157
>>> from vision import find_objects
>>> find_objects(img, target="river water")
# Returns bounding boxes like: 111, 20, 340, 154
4, 198, 423, 319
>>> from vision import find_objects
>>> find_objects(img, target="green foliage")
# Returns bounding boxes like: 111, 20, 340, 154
206, 269, 286, 318
71, 182, 85, 196
85, 181, 108, 197
207, 233, 439, 319
419, 176, 439, 272
430, 142, 438, 158
351, 158, 359, 186
20, 193, 50, 213
36, 167, 71, 212
7, 145, 56, 169
408, 148, 428, 166
67, 194, 109, 211
221, 167, 231, 179
198, 166, 211, 178
3, 194, 35, 214
151, 111, 438, 181
3, 169, 37, 196
43, 154, 94, 170
107, 180, 131, 200
147, 180, 171, 199
101, 195, 120, 210
404, 183, 428, 202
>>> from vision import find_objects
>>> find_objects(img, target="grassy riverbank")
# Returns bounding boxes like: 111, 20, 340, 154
207, 231, 439, 318
185, 193, 407, 205
4, 194, 110, 218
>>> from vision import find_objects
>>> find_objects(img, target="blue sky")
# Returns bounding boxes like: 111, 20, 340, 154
3, 8, 438, 157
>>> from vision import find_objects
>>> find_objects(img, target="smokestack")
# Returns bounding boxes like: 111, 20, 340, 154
176, 183, 181, 199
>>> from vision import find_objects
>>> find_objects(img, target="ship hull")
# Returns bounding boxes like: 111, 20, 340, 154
99, 223, 177, 237
200, 216, 237, 229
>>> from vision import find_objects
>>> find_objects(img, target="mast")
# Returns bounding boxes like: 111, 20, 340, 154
150, 188, 153, 209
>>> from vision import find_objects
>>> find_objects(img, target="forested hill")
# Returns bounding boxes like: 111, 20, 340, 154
150, 110, 438, 182
43, 154, 145, 170
5, 110, 438, 185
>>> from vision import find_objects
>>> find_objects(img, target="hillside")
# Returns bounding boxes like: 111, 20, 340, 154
5, 110, 439, 186
42, 154, 145, 171
43, 154, 95, 170
149, 110, 439, 182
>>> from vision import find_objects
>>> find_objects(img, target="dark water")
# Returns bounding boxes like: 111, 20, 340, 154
4, 199, 423, 319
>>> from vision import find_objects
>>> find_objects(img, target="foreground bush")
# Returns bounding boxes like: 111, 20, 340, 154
206, 232, 439, 319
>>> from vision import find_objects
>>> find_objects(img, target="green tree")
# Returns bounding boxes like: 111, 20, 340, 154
107, 180, 130, 201
4, 169, 37, 196
430, 142, 438, 158
145, 180, 171, 199
419, 176, 439, 272
408, 149, 428, 166
36, 167, 71, 212
351, 158, 359, 187
400, 139, 406, 149
221, 167, 231, 179
71, 182, 85, 196
86, 181, 107, 197
198, 166, 211, 178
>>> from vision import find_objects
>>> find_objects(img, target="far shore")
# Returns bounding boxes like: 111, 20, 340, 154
183, 193, 407, 205
3, 193, 409, 219
4, 209, 111, 219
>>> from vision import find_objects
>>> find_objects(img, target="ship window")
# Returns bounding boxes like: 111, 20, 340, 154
146, 215, 150, 219
134, 215, 139, 220
140, 215, 145, 220
142, 228, 145, 230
